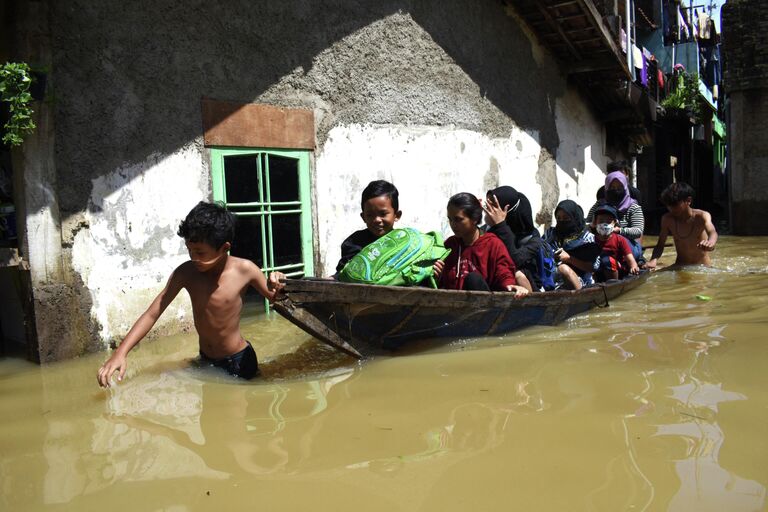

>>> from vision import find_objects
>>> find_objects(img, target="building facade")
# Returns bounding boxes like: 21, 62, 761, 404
2, 0, 649, 361
722, 0, 768, 235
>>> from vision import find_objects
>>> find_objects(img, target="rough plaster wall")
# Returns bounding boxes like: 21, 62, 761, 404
70, 144, 208, 346
48, 0, 607, 349
553, 86, 609, 218
315, 124, 553, 277
51, 1, 564, 221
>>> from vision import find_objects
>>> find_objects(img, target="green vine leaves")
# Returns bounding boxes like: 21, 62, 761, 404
0, 62, 37, 147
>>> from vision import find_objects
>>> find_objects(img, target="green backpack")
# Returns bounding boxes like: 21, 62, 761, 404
339, 228, 451, 288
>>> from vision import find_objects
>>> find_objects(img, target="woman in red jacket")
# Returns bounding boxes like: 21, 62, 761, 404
434, 193, 531, 297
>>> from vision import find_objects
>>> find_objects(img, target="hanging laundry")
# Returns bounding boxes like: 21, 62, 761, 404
620, 28, 627, 53
699, 11, 711, 40
692, 9, 700, 41
633, 45, 643, 70
684, 7, 694, 39
678, 6, 690, 42
641, 48, 651, 88
632, 45, 643, 83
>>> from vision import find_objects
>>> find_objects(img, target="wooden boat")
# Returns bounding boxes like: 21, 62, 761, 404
273, 272, 651, 359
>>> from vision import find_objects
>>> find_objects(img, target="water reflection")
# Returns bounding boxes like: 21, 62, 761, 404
100, 366, 357, 479
661, 374, 763, 511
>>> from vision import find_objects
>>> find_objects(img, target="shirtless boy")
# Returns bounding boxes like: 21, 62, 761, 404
97, 202, 284, 387
645, 182, 718, 269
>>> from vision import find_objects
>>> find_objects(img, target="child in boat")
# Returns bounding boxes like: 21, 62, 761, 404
335, 180, 402, 273
645, 182, 718, 269
592, 204, 640, 281
97, 202, 285, 387
544, 200, 599, 290
433, 192, 530, 297
586, 170, 645, 264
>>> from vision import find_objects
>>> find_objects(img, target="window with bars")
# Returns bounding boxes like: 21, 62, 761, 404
210, 148, 313, 305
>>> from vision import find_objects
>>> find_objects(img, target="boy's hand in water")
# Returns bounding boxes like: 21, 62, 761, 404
98, 354, 127, 388
697, 239, 716, 251
432, 259, 445, 280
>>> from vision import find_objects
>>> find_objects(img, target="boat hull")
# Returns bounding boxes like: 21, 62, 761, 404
273, 272, 650, 358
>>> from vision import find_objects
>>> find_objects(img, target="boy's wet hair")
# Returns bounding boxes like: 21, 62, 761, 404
177, 201, 236, 249
448, 192, 483, 224
660, 182, 694, 206
361, 180, 399, 211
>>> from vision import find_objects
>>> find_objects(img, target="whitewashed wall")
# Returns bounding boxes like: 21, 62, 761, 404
314, 89, 608, 277
71, 143, 208, 342
553, 86, 609, 213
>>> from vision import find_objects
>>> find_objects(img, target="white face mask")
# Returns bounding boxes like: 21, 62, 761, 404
596, 223, 614, 236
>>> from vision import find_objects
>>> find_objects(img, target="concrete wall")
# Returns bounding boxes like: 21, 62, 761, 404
722, 0, 768, 235
727, 89, 768, 234
32, 0, 612, 356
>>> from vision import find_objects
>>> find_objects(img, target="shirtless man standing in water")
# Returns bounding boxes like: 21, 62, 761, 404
645, 182, 718, 269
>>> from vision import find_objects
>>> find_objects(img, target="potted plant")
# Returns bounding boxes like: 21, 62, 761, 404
661, 71, 702, 123
0, 62, 37, 147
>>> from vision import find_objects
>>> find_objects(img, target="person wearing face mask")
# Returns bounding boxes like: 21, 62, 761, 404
544, 200, 600, 290
591, 205, 640, 281
586, 170, 645, 263
595, 161, 641, 205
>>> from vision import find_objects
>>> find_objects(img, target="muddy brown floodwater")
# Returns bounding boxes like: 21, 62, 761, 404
1, 237, 766, 511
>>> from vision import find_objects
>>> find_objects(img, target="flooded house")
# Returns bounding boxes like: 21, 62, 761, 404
2, 0, 659, 362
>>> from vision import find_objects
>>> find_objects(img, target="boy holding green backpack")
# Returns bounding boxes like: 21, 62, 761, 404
336, 180, 449, 287
335, 180, 402, 272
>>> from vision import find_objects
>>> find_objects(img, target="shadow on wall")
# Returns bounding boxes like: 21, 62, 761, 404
47, 0, 569, 224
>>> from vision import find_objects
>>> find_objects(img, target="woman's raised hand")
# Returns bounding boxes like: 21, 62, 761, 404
482, 194, 509, 227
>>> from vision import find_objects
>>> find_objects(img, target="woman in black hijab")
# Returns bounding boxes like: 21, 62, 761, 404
544, 199, 600, 289
483, 186, 548, 291
545, 200, 589, 250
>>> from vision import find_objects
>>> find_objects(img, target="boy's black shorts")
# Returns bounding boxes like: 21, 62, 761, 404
200, 341, 259, 380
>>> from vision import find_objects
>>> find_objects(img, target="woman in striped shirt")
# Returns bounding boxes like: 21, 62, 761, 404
586, 171, 645, 261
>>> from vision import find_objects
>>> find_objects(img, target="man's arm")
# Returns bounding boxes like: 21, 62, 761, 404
246, 260, 285, 302
697, 211, 718, 251
97, 268, 185, 387
645, 215, 671, 270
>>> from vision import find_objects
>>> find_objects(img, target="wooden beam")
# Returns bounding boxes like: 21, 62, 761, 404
549, 0, 579, 8
566, 56, 622, 74
534, 3, 582, 60
573, 0, 632, 79
202, 98, 315, 149
272, 300, 363, 359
